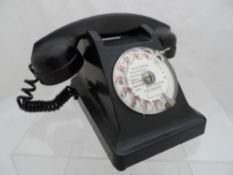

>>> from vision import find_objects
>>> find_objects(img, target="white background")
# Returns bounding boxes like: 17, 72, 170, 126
0, 0, 233, 175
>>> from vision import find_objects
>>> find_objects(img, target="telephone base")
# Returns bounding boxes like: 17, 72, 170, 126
77, 97, 206, 171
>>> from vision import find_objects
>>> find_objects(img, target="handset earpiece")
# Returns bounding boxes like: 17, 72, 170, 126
32, 37, 83, 85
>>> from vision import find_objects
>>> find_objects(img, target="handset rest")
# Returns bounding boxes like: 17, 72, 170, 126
31, 13, 176, 85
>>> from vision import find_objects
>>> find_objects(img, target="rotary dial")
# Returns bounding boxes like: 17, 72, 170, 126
112, 47, 177, 115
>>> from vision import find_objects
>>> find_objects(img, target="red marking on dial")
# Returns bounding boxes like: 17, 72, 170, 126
115, 76, 124, 85
120, 86, 132, 97
131, 95, 140, 108
143, 53, 151, 59
141, 100, 151, 110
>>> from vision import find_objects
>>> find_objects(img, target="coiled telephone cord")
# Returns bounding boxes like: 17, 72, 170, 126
16, 66, 78, 112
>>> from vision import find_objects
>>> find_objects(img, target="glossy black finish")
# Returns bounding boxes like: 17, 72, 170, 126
27, 13, 206, 170
30, 13, 176, 85
71, 24, 206, 170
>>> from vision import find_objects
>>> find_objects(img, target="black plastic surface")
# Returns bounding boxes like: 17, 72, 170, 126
27, 13, 206, 170
30, 13, 176, 85
71, 26, 206, 170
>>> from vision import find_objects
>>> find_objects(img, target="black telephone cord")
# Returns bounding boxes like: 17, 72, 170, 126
17, 78, 78, 112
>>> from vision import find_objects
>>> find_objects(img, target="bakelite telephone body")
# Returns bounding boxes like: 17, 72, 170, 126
17, 14, 206, 170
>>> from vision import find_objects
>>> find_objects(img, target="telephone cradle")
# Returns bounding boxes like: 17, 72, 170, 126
17, 13, 206, 170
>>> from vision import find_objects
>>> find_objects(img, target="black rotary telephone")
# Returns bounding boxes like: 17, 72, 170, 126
17, 13, 206, 170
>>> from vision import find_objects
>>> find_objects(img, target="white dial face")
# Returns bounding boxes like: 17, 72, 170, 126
112, 47, 177, 115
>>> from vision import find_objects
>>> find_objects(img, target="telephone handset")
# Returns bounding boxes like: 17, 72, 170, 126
17, 13, 176, 112
17, 14, 206, 170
